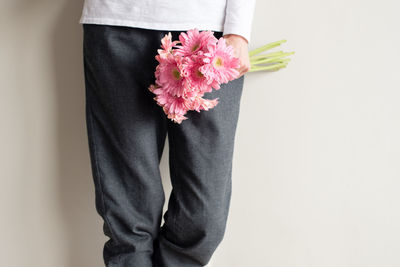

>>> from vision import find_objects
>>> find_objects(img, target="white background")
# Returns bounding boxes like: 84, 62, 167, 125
1, 0, 399, 266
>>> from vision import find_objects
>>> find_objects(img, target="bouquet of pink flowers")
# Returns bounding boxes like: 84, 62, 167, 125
148, 28, 240, 124
148, 28, 294, 124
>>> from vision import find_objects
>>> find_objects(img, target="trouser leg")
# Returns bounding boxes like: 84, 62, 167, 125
82, 24, 169, 267
152, 43, 245, 266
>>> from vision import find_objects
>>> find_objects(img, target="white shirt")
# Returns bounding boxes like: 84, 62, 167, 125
79, 0, 256, 43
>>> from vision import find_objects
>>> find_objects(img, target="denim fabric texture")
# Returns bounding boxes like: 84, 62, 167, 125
82, 24, 245, 267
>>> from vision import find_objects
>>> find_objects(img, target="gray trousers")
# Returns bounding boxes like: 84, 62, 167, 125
82, 24, 245, 267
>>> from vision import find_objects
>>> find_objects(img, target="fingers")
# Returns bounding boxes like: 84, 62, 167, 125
237, 58, 251, 78
223, 34, 250, 78
241, 59, 251, 77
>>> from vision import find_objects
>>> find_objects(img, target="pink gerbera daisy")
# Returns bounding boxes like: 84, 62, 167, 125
200, 37, 241, 87
155, 53, 190, 97
181, 54, 214, 94
148, 84, 191, 124
157, 32, 180, 59
174, 28, 217, 57
190, 96, 220, 112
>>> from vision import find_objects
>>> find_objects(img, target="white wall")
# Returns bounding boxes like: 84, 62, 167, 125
1, 0, 399, 266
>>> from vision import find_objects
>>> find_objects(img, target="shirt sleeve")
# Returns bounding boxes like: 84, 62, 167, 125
222, 0, 257, 44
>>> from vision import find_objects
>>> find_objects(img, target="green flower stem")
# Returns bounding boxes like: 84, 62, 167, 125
250, 52, 294, 60
250, 51, 285, 60
251, 56, 292, 65
246, 39, 294, 72
249, 62, 288, 72
248, 40, 287, 57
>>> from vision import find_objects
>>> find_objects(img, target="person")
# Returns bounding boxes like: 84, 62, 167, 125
79, 0, 256, 266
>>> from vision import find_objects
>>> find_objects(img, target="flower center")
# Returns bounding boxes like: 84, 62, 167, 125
192, 43, 200, 52
172, 68, 181, 80
214, 57, 223, 67
195, 69, 204, 78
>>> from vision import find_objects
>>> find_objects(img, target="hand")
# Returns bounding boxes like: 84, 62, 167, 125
223, 34, 251, 78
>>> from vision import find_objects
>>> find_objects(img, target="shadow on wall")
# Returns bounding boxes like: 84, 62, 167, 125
51, 0, 106, 266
